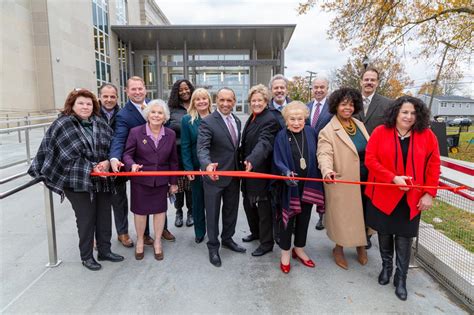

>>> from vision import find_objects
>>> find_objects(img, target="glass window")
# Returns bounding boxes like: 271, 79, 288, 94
92, 0, 111, 92
115, 0, 128, 25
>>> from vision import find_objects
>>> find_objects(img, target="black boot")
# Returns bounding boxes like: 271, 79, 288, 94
377, 233, 394, 285
393, 235, 412, 301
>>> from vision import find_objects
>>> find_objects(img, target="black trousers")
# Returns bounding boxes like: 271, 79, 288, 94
64, 189, 112, 260
203, 178, 240, 250
111, 180, 129, 235
243, 195, 274, 250
175, 189, 193, 214
279, 201, 312, 251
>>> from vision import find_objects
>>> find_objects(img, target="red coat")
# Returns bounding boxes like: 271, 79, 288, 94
364, 125, 440, 220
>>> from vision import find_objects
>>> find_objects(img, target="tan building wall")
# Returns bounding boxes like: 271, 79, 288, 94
1, 0, 51, 113
1, 0, 168, 113
47, 0, 96, 109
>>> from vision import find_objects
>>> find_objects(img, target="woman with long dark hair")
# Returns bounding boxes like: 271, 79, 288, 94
168, 79, 196, 228
365, 96, 440, 301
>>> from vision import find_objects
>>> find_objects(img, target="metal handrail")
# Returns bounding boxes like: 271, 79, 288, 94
0, 171, 28, 185
0, 122, 52, 134
0, 115, 58, 125
0, 177, 61, 267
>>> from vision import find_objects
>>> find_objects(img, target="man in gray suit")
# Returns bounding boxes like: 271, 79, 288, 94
354, 67, 392, 134
197, 87, 246, 267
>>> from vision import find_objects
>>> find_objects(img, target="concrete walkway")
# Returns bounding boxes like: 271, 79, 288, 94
0, 179, 470, 314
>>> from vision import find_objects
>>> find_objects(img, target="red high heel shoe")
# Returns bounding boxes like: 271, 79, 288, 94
280, 261, 291, 274
292, 248, 315, 268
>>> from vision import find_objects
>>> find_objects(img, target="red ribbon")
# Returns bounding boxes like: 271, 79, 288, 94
90, 170, 469, 192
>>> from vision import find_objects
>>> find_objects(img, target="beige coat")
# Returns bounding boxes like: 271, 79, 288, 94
317, 116, 369, 247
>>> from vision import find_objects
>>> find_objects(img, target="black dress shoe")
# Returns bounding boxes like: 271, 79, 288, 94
209, 250, 222, 267
186, 214, 194, 227
195, 235, 205, 244
315, 217, 325, 230
251, 246, 273, 257
175, 211, 183, 227
222, 240, 246, 253
242, 234, 258, 242
82, 258, 102, 271
97, 252, 125, 262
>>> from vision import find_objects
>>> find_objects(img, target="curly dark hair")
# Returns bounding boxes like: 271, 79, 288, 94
384, 96, 430, 131
328, 87, 363, 115
168, 79, 195, 109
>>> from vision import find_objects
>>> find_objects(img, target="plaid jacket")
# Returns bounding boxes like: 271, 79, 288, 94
28, 114, 114, 198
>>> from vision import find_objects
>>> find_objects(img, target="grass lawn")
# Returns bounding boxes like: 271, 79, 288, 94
421, 199, 473, 253
445, 128, 474, 162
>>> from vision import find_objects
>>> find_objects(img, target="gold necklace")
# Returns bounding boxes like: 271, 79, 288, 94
338, 117, 356, 136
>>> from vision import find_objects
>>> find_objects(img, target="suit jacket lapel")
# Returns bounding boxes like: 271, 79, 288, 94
365, 94, 379, 122
313, 100, 329, 131
126, 101, 146, 125
214, 111, 234, 146
141, 125, 158, 152
233, 113, 242, 146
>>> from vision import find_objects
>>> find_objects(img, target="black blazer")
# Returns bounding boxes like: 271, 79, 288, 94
353, 93, 392, 134
197, 110, 241, 187
240, 108, 281, 196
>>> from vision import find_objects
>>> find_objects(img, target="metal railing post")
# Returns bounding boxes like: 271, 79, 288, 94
409, 233, 419, 269
17, 121, 22, 143
43, 185, 62, 267
25, 116, 31, 165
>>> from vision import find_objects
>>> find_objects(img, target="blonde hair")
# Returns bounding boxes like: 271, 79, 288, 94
247, 84, 270, 107
126, 76, 145, 88
282, 101, 309, 121
188, 88, 212, 124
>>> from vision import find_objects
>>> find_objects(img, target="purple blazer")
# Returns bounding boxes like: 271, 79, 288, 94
122, 124, 179, 187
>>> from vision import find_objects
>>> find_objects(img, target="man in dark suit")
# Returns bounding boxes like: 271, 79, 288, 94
197, 87, 246, 267
99, 83, 132, 248
353, 67, 392, 134
353, 67, 392, 249
267, 74, 291, 129
109, 76, 175, 243
306, 77, 333, 231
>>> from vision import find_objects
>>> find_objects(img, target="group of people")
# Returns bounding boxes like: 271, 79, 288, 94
28, 68, 440, 302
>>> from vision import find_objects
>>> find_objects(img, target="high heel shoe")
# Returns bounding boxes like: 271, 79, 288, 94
280, 261, 291, 274
292, 248, 315, 268
154, 248, 164, 261
135, 248, 144, 260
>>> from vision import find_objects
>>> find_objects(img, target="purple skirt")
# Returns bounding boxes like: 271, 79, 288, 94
130, 182, 168, 215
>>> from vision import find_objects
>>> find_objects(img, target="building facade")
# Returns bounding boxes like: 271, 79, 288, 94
1, 0, 169, 113
418, 95, 474, 120
2, 0, 294, 114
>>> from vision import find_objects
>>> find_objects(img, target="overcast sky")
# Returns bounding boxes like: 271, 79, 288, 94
157, 0, 473, 96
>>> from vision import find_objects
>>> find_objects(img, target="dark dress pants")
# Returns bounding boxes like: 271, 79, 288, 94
204, 178, 240, 250
279, 201, 312, 251
175, 190, 193, 214
243, 195, 274, 250
192, 176, 206, 238
111, 180, 128, 235
64, 189, 112, 260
